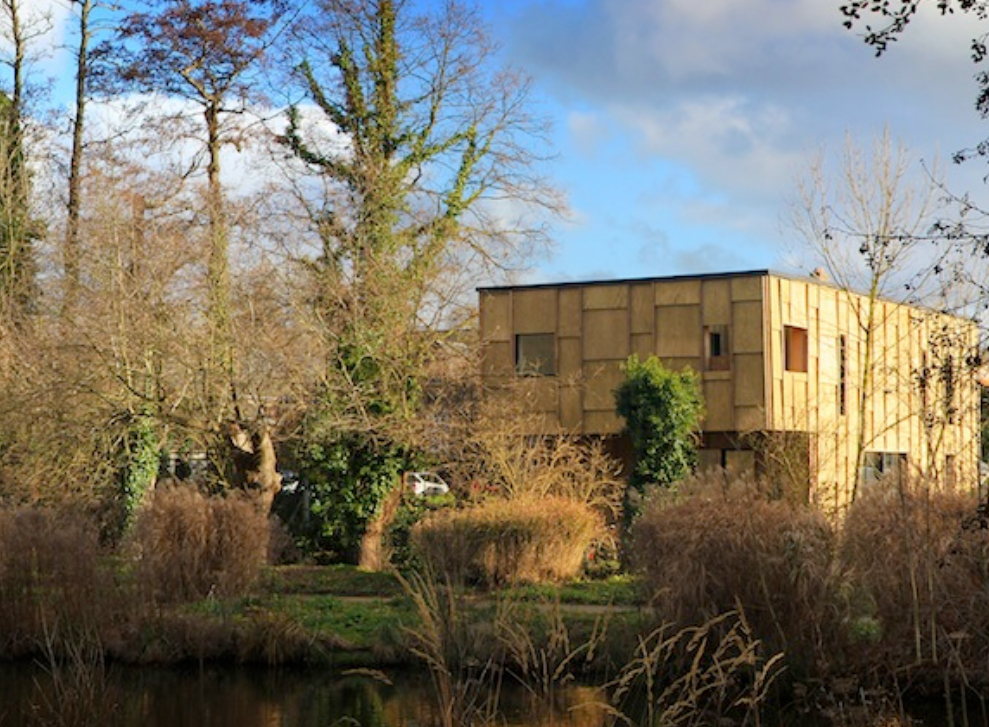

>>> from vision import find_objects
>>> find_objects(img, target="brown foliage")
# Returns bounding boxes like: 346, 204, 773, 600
412, 495, 603, 587
632, 472, 837, 671
132, 484, 269, 602
841, 483, 989, 683
0, 507, 111, 656
427, 377, 626, 522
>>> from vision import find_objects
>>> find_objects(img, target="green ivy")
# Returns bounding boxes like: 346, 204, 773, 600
614, 355, 704, 520
283, 431, 419, 563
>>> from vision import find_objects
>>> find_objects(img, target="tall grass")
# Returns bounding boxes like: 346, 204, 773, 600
605, 611, 784, 727
131, 485, 269, 602
0, 507, 111, 657
412, 495, 603, 587
401, 565, 782, 727
631, 472, 837, 674
841, 483, 989, 686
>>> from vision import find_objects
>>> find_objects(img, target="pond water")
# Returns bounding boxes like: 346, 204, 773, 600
0, 661, 968, 726
0, 662, 608, 727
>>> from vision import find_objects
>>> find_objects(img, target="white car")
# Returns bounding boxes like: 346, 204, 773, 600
404, 472, 451, 496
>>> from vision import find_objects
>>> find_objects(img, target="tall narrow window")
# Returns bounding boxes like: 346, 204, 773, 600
784, 325, 808, 373
945, 454, 957, 491
838, 335, 847, 416
942, 354, 957, 424
515, 333, 555, 376
704, 325, 730, 371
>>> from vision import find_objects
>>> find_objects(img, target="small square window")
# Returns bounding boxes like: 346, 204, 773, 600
515, 333, 555, 376
785, 326, 808, 373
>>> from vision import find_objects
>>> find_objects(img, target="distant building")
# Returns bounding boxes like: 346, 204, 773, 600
478, 270, 981, 514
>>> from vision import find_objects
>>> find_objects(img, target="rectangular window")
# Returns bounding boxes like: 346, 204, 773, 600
704, 325, 730, 371
838, 335, 847, 416
515, 333, 555, 376
859, 451, 907, 488
785, 325, 808, 373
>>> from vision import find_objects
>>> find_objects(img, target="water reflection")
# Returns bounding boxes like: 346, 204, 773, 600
0, 663, 607, 727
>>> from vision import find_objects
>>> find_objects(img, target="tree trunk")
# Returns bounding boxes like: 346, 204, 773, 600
228, 420, 282, 512
358, 486, 402, 571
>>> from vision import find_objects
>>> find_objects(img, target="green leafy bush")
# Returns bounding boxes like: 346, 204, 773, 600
614, 355, 703, 525
282, 432, 416, 563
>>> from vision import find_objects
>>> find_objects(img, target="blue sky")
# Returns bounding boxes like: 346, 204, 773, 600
31, 0, 989, 285
476, 0, 989, 284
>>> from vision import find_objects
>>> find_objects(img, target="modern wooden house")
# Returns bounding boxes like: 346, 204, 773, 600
478, 270, 981, 514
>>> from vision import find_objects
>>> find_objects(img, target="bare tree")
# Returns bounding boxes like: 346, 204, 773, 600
790, 131, 976, 502
104, 0, 288, 422
0, 0, 49, 322
62, 0, 98, 314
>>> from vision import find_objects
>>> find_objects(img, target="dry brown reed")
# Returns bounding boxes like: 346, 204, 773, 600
632, 471, 836, 673
0, 507, 111, 657
841, 482, 989, 687
400, 568, 504, 727
28, 622, 118, 727
412, 495, 603, 587
131, 484, 269, 602
604, 610, 784, 727
436, 379, 626, 522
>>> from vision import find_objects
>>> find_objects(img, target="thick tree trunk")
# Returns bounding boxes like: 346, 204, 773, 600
358, 487, 402, 571
227, 421, 282, 512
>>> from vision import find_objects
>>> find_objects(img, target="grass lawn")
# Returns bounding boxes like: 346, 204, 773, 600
161, 565, 650, 668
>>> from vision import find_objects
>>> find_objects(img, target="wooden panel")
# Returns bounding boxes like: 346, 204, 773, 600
702, 279, 732, 325
698, 449, 722, 472
584, 309, 630, 361
513, 289, 557, 333
480, 291, 511, 342
584, 284, 628, 310
631, 333, 654, 358
663, 356, 704, 373
736, 406, 766, 432
583, 361, 625, 411
560, 386, 582, 430
655, 305, 702, 357
482, 341, 512, 377
733, 301, 763, 354
630, 284, 654, 333
559, 288, 582, 337
519, 377, 558, 413
734, 353, 764, 407
787, 281, 809, 327
655, 280, 701, 306
731, 275, 763, 301
584, 410, 622, 435
559, 337, 582, 379
725, 449, 756, 475
704, 378, 734, 431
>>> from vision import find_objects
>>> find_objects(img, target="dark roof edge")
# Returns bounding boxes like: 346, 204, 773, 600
478, 268, 788, 293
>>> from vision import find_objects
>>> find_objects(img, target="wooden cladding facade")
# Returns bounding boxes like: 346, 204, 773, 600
479, 270, 981, 512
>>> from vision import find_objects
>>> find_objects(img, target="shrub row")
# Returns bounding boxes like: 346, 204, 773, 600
631, 473, 989, 686
0, 485, 270, 658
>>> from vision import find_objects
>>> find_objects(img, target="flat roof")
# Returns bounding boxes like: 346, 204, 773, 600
478, 268, 799, 293
477, 268, 976, 322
